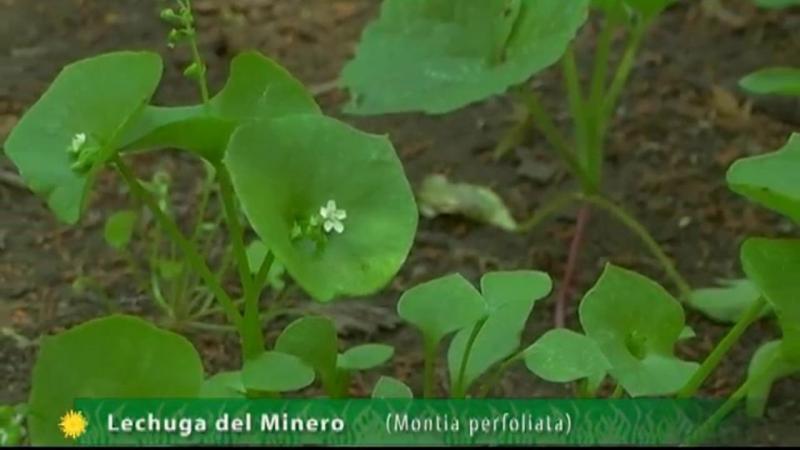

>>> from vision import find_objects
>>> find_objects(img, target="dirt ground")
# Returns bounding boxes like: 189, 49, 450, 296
1, 0, 799, 445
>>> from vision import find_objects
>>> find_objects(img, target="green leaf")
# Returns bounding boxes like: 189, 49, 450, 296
418, 174, 518, 232
754, 0, 800, 9
688, 279, 769, 324
593, 0, 674, 23
199, 371, 245, 398
157, 259, 184, 281
224, 114, 418, 302
371, 376, 413, 399
4, 52, 163, 224
245, 240, 286, 290
740, 67, 800, 97
397, 273, 488, 346
741, 238, 800, 360
341, 0, 590, 114
27, 315, 203, 445
524, 329, 611, 391
727, 133, 800, 223
745, 340, 800, 418
241, 351, 315, 393
679, 325, 696, 341
338, 344, 395, 371
274, 316, 339, 391
578, 264, 698, 397
103, 210, 137, 250
121, 51, 320, 161
448, 271, 552, 391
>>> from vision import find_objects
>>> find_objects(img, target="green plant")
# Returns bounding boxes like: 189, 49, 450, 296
0, 404, 26, 446
3, 1, 417, 444
341, 0, 692, 326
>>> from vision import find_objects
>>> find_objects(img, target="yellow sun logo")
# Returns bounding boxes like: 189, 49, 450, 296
59, 410, 88, 440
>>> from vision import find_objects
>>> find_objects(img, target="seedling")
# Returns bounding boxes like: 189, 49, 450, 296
341, 0, 692, 326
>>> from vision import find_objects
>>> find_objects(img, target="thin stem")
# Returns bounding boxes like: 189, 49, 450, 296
585, 20, 616, 186
217, 166, 264, 358
253, 252, 276, 293
562, 45, 588, 161
684, 371, 763, 445
678, 297, 768, 398
113, 155, 242, 329
423, 338, 437, 398
610, 383, 624, 399
517, 89, 594, 191
183, 0, 210, 105
517, 191, 581, 232
477, 351, 525, 398
581, 194, 693, 300
554, 205, 591, 328
453, 319, 487, 398
599, 20, 647, 139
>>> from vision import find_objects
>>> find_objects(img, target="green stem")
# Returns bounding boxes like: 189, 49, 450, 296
581, 194, 692, 300
517, 89, 593, 191
182, 0, 210, 105
253, 251, 276, 293
477, 351, 525, 398
685, 373, 763, 445
217, 166, 264, 359
678, 297, 768, 398
423, 338, 437, 398
610, 383, 624, 399
599, 20, 647, 139
453, 319, 487, 398
585, 20, 617, 187
517, 191, 581, 232
113, 155, 242, 329
561, 45, 588, 162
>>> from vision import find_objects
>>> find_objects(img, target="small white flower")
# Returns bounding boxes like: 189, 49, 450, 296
319, 199, 347, 234
69, 133, 87, 154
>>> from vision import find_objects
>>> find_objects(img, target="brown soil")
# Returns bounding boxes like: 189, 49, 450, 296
1, 0, 799, 445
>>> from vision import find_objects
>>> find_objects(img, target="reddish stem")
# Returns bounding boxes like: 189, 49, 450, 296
554, 204, 591, 328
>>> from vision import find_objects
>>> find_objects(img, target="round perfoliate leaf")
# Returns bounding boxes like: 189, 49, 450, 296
103, 210, 138, 250
480, 270, 553, 310
241, 351, 315, 393
371, 377, 413, 399
397, 273, 488, 345
120, 51, 320, 162
688, 279, 768, 324
338, 344, 395, 371
578, 264, 698, 397
274, 316, 340, 391
4, 52, 163, 224
727, 133, 800, 223
341, 0, 590, 115
524, 329, 610, 392
224, 115, 418, 302
27, 315, 204, 445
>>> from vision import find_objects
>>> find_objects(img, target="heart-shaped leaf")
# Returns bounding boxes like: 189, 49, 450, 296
341, 0, 590, 115
524, 328, 611, 392
397, 273, 488, 346
741, 238, 800, 360
121, 51, 320, 161
745, 340, 800, 418
338, 344, 395, 371
372, 376, 413, 399
224, 114, 418, 302
27, 315, 204, 445
4, 52, 163, 224
740, 67, 800, 97
727, 133, 800, 223
578, 264, 698, 397
103, 210, 138, 250
418, 174, 518, 232
199, 371, 246, 398
241, 351, 315, 393
448, 271, 551, 391
274, 316, 339, 392
688, 279, 769, 324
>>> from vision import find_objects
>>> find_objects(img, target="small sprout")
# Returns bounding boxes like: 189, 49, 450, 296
319, 200, 347, 234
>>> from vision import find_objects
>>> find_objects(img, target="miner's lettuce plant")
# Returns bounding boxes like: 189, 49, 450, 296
341, 0, 692, 326
3, 0, 417, 444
